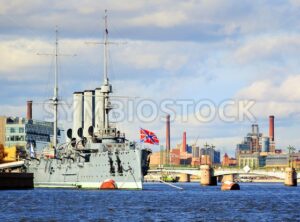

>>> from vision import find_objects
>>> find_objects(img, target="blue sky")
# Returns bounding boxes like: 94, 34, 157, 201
1, 0, 300, 156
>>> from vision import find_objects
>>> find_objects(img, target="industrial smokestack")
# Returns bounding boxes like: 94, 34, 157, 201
94, 88, 104, 133
182, 131, 186, 153
26, 100, 32, 120
166, 115, 170, 152
269, 115, 275, 141
251, 124, 259, 135
83, 90, 94, 138
73, 92, 83, 139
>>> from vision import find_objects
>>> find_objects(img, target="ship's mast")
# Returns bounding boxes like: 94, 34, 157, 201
38, 28, 76, 150
104, 10, 109, 84
53, 27, 59, 149
101, 10, 113, 130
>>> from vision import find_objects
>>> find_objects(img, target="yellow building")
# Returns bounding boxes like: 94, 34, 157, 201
0, 116, 6, 146
239, 153, 266, 169
0, 144, 4, 160
0, 145, 18, 163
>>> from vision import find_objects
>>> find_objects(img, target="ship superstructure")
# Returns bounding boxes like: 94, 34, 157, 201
25, 11, 151, 189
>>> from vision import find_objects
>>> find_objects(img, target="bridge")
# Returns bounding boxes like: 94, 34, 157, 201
149, 168, 300, 180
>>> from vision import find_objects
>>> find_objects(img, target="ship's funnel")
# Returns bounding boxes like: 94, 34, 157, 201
73, 92, 83, 139
94, 88, 104, 133
83, 90, 94, 138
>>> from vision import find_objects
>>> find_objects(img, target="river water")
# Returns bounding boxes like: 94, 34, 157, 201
0, 183, 299, 221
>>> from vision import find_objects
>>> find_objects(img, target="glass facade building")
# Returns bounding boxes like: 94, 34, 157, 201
200, 147, 221, 164
4, 117, 61, 153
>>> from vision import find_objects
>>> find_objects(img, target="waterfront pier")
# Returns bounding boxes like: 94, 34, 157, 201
200, 165, 217, 186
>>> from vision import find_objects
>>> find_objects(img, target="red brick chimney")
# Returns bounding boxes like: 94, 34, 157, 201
166, 115, 170, 152
269, 115, 274, 142
27, 101, 33, 120
182, 131, 186, 153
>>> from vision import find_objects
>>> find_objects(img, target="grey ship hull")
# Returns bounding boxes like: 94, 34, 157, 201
26, 148, 151, 189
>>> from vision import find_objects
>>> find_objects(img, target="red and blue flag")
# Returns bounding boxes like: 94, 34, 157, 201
140, 128, 159, 145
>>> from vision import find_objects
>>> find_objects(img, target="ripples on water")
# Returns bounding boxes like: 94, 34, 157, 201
0, 183, 299, 221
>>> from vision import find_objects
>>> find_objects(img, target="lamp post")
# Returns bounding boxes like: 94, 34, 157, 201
211, 144, 215, 167
287, 145, 295, 168
204, 142, 210, 165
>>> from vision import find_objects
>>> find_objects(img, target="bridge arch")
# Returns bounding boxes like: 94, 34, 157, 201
149, 169, 300, 180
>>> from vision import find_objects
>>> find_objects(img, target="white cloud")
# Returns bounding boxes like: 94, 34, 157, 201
252, 101, 300, 119
0, 37, 203, 80
0, 39, 52, 76
0, 37, 109, 80
289, 0, 300, 7
234, 35, 300, 64
54, 0, 145, 14
113, 40, 190, 71
237, 75, 300, 102
2, 0, 295, 40
128, 11, 187, 28
236, 80, 274, 101
235, 75, 300, 119
0, 0, 44, 14
279, 75, 300, 101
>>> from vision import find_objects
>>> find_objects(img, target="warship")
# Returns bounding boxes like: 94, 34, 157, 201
24, 11, 152, 189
